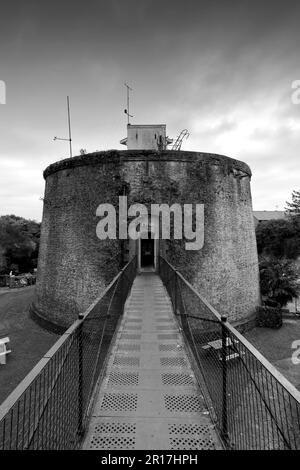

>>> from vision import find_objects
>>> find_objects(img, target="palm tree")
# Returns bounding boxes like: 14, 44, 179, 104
259, 256, 299, 307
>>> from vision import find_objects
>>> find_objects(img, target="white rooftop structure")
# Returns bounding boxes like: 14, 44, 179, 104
120, 124, 173, 150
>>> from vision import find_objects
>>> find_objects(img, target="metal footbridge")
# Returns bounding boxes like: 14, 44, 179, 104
0, 257, 300, 450
83, 272, 221, 450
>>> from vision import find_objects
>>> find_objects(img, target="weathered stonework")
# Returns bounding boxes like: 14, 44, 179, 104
32, 150, 260, 329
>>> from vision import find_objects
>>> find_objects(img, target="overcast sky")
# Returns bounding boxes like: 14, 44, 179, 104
0, 0, 299, 221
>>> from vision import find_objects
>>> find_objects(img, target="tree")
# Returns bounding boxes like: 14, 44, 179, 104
259, 256, 300, 307
0, 215, 40, 274
285, 189, 300, 217
256, 218, 300, 259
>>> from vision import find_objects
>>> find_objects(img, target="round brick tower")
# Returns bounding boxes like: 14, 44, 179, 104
31, 150, 260, 331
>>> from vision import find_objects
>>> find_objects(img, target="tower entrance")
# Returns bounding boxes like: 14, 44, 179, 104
140, 234, 155, 268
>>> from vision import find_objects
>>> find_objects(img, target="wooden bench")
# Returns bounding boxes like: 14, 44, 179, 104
0, 337, 11, 365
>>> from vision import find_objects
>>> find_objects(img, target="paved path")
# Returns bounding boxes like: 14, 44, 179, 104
83, 272, 222, 450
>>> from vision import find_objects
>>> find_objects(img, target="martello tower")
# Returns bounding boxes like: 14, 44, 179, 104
32, 123, 260, 331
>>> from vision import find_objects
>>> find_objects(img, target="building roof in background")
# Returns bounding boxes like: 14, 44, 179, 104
253, 211, 286, 221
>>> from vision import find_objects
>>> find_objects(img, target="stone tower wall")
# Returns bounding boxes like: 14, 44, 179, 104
32, 150, 260, 329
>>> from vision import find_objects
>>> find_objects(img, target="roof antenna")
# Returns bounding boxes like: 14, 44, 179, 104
124, 83, 133, 125
54, 96, 73, 158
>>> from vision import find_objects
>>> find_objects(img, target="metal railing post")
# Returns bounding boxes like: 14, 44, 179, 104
77, 318, 84, 437
174, 271, 177, 315
221, 315, 229, 444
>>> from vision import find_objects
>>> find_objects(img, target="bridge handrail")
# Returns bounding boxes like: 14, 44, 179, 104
159, 256, 300, 450
162, 256, 300, 402
0, 256, 137, 450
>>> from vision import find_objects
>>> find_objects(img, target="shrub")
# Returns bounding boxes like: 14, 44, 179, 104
256, 306, 283, 329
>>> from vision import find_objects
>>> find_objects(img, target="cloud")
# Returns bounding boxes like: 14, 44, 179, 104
0, 0, 300, 219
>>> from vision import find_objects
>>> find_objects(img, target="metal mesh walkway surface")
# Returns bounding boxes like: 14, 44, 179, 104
82, 272, 222, 450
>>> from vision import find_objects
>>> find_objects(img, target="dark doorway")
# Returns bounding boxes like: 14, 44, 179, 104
141, 234, 154, 267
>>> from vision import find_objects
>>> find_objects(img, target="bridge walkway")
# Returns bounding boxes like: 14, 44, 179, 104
82, 272, 222, 450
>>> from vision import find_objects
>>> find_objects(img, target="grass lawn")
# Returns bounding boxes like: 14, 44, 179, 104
245, 319, 300, 391
0, 286, 59, 404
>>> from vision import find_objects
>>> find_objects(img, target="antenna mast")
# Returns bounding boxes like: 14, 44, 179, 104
67, 96, 72, 158
124, 83, 133, 124
53, 95, 73, 158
